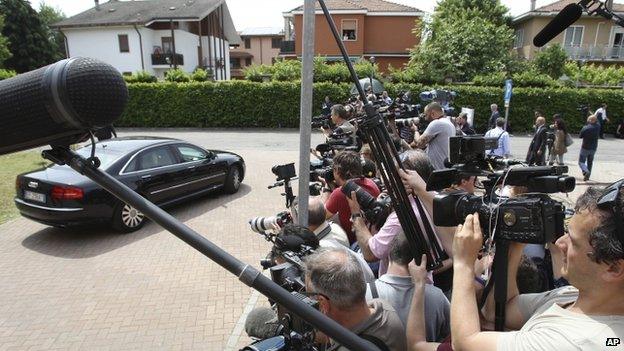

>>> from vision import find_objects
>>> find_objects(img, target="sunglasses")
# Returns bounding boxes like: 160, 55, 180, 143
596, 179, 624, 248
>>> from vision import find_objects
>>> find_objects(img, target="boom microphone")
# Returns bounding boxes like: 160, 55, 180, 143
533, 3, 584, 47
0, 57, 128, 155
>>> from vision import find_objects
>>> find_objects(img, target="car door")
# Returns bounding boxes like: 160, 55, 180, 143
125, 145, 181, 204
172, 144, 225, 196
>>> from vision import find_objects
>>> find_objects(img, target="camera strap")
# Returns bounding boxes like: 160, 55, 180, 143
368, 281, 379, 299
317, 223, 333, 241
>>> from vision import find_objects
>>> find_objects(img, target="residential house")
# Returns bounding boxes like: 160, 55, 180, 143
54, 0, 241, 80
280, 0, 423, 73
230, 27, 284, 79
512, 0, 624, 63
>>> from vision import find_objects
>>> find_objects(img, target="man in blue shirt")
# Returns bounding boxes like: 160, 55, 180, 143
485, 118, 511, 158
579, 115, 600, 181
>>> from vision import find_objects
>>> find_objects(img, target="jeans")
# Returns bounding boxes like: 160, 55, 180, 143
548, 153, 564, 165
578, 148, 596, 176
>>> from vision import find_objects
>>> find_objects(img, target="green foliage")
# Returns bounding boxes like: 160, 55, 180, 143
0, 68, 15, 80
0, 16, 11, 67
563, 62, 624, 86
121, 81, 622, 136
473, 72, 506, 86
164, 68, 190, 82
0, 0, 58, 72
243, 64, 274, 82
123, 70, 157, 83
272, 59, 301, 81
410, 0, 514, 82
533, 44, 567, 79
120, 81, 350, 128
37, 2, 66, 61
473, 70, 557, 87
190, 68, 211, 82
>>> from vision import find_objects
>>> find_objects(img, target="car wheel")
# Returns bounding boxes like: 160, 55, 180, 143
223, 166, 242, 194
112, 202, 146, 233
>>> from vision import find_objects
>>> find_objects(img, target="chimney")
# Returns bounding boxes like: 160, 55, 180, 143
530, 0, 536, 11
95, 0, 100, 10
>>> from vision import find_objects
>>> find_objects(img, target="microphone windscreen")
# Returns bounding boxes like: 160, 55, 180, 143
276, 235, 305, 251
0, 57, 127, 155
533, 4, 583, 47
244, 307, 280, 339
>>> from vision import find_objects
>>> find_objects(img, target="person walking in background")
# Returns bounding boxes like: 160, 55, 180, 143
578, 115, 600, 181
594, 103, 609, 139
549, 119, 568, 165
488, 104, 500, 130
485, 118, 511, 158
615, 118, 624, 139
526, 116, 548, 166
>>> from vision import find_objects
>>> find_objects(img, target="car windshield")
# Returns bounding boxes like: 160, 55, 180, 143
50, 144, 125, 170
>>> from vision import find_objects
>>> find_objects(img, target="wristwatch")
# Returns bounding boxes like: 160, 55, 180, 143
350, 213, 363, 223
322, 187, 332, 194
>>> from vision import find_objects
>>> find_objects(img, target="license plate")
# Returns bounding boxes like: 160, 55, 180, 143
24, 191, 46, 203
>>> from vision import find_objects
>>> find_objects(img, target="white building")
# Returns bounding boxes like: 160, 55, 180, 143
55, 0, 241, 80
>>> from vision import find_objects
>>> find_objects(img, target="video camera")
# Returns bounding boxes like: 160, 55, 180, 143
420, 89, 457, 117
428, 135, 575, 245
311, 114, 332, 129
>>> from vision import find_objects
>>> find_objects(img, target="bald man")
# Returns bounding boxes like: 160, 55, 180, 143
526, 116, 548, 166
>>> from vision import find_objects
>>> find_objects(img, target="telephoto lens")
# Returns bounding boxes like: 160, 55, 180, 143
249, 216, 280, 233
341, 180, 376, 210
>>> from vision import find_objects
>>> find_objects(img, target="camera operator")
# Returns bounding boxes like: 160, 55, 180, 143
449, 183, 624, 351
321, 151, 381, 244
348, 151, 450, 277
484, 118, 511, 158
304, 247, 407, 350
412, 102, 456, 170
366, 234, 451, 343
321, 104, 356, 138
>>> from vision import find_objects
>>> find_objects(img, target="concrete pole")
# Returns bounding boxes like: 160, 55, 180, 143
297, 0, 315, 226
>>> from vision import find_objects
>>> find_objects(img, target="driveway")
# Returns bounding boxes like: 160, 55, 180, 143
0, 129, 622, 350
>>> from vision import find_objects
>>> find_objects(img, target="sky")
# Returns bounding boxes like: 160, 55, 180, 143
27, 0, 621, 30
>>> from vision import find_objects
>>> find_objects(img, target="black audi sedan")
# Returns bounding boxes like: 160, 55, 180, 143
14, 137, 245, 232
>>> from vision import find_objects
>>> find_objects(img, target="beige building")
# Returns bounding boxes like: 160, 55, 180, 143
513, 0, 624, 63
229, 27, 283, 79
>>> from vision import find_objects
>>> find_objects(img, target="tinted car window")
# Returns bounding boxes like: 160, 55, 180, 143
135, 147, 176, 171
51, 145, 123, 170
176, 145, 208, 162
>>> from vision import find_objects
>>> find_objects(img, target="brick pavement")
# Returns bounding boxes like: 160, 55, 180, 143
1, 130, 623, 350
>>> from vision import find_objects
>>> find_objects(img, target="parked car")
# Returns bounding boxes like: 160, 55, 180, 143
14, 137, 245, 232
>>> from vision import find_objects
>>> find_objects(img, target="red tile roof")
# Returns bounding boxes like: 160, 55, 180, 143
289, 0, 421, 13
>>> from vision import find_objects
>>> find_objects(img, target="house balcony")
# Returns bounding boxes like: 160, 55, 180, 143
151, 53, 185, 67
562, 44, 624, 61
279, 40, 295, 55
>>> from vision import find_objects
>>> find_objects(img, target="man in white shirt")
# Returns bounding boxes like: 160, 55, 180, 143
595, 103, 610, 139
485, 117, 511, 158
447, 183, 624, 351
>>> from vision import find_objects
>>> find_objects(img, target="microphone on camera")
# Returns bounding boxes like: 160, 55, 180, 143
0, 57, 128, 156
275, 235, 306, 252
245, 307, 281, 339
533, 3, 584, 47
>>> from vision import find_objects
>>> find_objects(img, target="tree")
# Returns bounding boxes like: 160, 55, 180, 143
410, 0, 514, 82
0, 0, 58, 72
533, 44, 567, 79
38, 2, 66, 61
0, 15, 11, 67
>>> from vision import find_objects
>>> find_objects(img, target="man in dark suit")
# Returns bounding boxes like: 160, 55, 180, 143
526, 116, 548, 165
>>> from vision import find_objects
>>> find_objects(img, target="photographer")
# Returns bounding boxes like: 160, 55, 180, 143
322, 151, 381, 244
449, 183, 624, 351
321, 104, 356, 139
348, 151, 450, 277
304, 247, 407, 350
412, 102, 456, 170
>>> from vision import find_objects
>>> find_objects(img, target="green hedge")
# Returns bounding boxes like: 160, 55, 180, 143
120, 81, 624, 133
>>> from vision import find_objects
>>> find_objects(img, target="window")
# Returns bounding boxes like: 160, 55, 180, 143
230, 57, 241, 69
176, 145, 208, 162
341, 19, 357, 41
513, 29, 524, 48
162, 37, 173, 53
118, 34, 129, 53
271, 37, 282, 48
564, 26, 583, 47
244, 38, 251, 49
245, 57, 252, 66
132, 147, 176, 171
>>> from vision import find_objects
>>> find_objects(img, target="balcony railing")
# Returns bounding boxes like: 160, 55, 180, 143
151, 53, 185, 66
280, 40, 295, 54
562, 44, 624, 60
